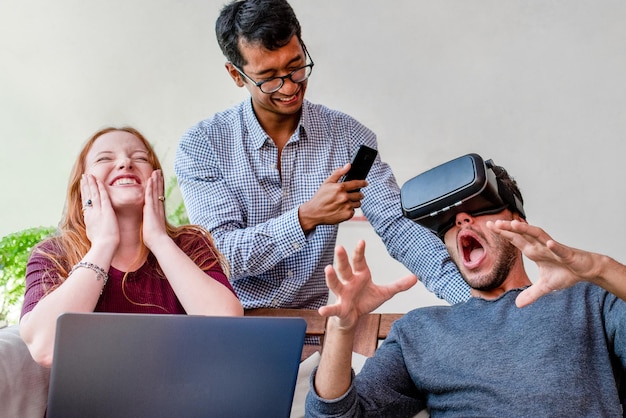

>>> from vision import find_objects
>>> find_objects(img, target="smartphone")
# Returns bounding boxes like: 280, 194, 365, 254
341, 145, 378, 190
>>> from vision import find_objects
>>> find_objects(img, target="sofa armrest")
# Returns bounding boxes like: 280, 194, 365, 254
0, 325, 50, 418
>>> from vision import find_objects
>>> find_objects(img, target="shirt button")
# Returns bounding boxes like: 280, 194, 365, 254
287, 271, 294, 278
292, 242, 300, 250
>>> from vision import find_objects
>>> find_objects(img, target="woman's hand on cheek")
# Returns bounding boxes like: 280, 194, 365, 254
142, 169, 168, 249
81, 174, 120, 249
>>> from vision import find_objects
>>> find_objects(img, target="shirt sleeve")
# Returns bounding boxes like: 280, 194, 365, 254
601, 288, 626, 369
305, 368, 361, 418
305, 323, 425, 417
21, 241, 63, 318
352, 126, 470, 304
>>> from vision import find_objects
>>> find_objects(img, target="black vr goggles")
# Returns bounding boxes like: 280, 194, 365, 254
400, 153, 525, 239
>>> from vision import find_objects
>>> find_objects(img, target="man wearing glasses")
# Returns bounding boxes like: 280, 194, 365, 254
174, 0, 470, 311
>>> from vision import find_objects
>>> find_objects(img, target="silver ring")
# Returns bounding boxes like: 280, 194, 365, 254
82, 199, 93, 211
158, 196, 165, 202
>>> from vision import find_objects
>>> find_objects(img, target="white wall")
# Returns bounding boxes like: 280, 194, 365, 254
2, 0, 625, 312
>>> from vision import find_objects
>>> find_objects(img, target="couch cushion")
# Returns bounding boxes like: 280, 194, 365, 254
0, 325, 50, 418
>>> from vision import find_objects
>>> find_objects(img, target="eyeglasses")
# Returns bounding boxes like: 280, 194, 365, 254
232, 43, 314, 94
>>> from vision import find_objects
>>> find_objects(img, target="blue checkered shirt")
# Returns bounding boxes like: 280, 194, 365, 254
175, 99, 470, 309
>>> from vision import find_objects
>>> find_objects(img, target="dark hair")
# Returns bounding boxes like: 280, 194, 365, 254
491, 164, 525, 218
215, 0, 302, 68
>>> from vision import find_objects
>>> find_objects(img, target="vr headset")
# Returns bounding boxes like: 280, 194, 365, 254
400, 153, 525, 239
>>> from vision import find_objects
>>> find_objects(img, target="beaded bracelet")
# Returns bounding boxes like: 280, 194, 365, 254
69, 261, 109, 295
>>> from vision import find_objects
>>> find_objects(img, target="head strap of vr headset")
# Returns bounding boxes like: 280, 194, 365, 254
486, 159, 526, 220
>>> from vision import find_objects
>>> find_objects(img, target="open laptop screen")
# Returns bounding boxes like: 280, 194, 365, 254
47, 313, 306, 418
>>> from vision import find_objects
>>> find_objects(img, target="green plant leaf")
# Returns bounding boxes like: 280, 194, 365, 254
0, 226, 56, 324
165, 176, 189, 226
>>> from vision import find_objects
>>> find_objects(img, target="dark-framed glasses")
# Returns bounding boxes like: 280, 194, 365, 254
232, 44, 314, 94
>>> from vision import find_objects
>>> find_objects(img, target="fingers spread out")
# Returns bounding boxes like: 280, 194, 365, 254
331, 241, 368, 285
391, 274, 419, 294
318, 303, 341, 318
488, 220, 531, 248
324, 264, 341, 293
489, 220, 567, 263
333, 245, 354, 284
544, 239, 570, 261
320, 264, 349, 319
349, 240, 367, 272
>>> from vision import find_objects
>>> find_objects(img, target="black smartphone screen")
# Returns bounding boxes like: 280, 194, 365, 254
341, 145, 378, 185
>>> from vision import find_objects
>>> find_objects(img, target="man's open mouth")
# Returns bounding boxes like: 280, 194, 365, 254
459, 232, 485, 268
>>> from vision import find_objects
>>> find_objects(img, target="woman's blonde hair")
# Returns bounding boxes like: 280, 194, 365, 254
36, 126, 229, 302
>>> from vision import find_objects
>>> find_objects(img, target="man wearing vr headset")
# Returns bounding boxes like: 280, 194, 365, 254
306, 158, 626, 417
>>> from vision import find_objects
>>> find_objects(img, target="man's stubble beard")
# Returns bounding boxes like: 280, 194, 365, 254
456, 233, 519, 292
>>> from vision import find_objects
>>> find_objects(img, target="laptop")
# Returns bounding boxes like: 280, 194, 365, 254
47, 312, 306, 418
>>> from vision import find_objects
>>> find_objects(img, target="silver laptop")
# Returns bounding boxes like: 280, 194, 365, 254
47, 312, 306, 418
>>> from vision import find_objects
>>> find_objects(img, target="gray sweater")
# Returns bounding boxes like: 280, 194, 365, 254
306, 283, 626, 417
